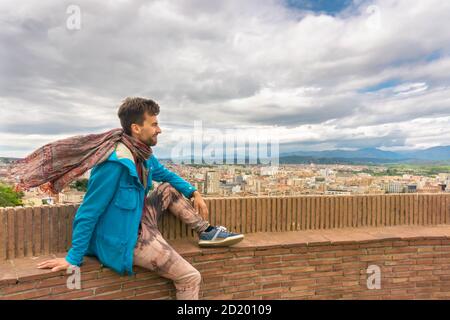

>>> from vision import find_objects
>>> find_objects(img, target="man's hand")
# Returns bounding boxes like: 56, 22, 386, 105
191, 191, 209, 220
37, 258, 71, 272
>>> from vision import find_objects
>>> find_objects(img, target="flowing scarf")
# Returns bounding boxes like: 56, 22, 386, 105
8, 128, 152, 194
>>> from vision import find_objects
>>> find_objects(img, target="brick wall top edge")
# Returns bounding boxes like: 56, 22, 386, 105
2, 226, 450, 286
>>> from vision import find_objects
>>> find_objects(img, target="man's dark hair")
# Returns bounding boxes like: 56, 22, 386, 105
117, 97, 160, 135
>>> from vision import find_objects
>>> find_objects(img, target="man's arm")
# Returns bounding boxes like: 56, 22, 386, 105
38, 161, 122, 271
150, 155, 197, 199
150, 156, 209, 220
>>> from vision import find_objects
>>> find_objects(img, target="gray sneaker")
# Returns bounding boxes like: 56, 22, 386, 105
198, 226, 244, 247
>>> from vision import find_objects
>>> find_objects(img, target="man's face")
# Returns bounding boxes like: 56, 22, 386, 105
131, 113, 162, 146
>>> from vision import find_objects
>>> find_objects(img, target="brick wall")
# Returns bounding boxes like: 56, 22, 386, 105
1, 193, 450, 261
1, 193, 450, 300
2, 227, 450, 300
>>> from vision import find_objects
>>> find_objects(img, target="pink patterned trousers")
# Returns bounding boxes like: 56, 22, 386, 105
133, 182, 210, 300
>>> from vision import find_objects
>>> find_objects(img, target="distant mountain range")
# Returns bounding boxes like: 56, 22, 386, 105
0, 157, 20, 164
280, 146, 450, 165
3, 146, 450, 166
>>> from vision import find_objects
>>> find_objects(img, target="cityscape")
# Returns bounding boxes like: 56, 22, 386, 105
2, 155, 450, 206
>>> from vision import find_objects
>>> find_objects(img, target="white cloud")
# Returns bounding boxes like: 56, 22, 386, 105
1, 0, 450, 158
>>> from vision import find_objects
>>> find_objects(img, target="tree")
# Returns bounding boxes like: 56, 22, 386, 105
0, 183, 24, 207
72, 179, 89, 192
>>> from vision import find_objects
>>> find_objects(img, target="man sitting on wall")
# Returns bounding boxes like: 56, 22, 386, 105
11, 97, 244, 300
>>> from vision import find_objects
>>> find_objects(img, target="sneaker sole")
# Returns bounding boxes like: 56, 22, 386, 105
198, 234, 244, 247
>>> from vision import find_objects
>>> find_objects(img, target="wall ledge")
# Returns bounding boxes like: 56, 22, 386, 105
170, 225, 450, 253
2, 225, 450, 284
2, 225, 450, 299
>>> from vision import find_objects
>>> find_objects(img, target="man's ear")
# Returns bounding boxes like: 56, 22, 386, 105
131, 123, 140, 135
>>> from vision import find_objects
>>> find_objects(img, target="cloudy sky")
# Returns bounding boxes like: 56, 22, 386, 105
1, 0, 450, 159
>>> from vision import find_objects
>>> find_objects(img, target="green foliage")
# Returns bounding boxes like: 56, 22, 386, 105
362, 164, 450, 177
0, 183, 24, 207
72, 179, 89, 192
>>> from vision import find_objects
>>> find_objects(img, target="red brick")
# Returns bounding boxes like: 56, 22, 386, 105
232, 291, 254, 299
94, 284, 123, 295
134, 283, 173, 295
36, 276, 70, 289
226, 265, 254, 273
194, 252, 234, 262
1, 288, 51, 300
129, 291, 171, 300
81, 277, 123, 289
233, 252, 254, 259
224, 256, 261, 266
261, 256, 281, 263
281, 290, 315, 298
224, 283, 260, 293
253, 287, 286, 296
88, 289, 135, 300
1, 281, 37, 294
48, 289, 94, 300
196, 260, 226, 269
254, 248, 291, 256
280, 266, 315, 275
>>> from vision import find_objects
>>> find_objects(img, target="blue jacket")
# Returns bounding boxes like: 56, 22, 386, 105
65, 142, 197, 276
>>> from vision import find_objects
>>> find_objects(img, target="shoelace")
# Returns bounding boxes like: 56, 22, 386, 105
211, 225, 228, 241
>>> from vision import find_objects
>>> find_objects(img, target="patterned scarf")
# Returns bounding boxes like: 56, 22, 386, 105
9, 128, 152, 194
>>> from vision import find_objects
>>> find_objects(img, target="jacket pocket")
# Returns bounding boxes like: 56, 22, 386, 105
114, 183, 138, 211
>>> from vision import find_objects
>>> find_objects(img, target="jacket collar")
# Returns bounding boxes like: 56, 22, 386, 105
107, 142, 150, 189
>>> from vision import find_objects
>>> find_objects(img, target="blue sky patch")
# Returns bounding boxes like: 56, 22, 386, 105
285, 0, 354, 15
425, 50, 442, 62
359, 79, 402, 93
